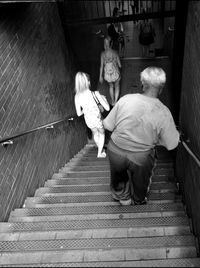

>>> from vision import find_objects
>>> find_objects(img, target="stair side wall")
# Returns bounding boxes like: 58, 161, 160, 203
176, 0, 200, 253
0, 2, 87, 221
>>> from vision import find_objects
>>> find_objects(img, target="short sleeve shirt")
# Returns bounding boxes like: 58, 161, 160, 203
103, 94, 180, 152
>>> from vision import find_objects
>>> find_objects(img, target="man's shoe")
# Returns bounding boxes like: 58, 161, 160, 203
134, 197, 147, 205
119, 198, 132, 206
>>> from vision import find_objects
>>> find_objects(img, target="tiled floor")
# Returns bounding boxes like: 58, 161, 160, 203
96, 12, 175, 110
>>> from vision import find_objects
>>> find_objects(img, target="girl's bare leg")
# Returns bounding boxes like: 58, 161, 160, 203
114, 79, 120, 105
109, 82, 115, 105
92, 128, 99, 149
97, 128, 106, 158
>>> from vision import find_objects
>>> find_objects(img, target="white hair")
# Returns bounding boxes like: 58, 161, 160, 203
140, 67, 166, 89
75, 72, 90, 93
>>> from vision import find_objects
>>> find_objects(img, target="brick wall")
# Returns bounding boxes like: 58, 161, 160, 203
0, 3, 87, 221
176, 1, 200, 247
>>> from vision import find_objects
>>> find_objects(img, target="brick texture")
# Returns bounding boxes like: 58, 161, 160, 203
176, 1, 200, 246
0, 3, 87, 221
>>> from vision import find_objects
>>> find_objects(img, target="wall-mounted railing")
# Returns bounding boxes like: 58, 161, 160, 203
176, 133, 200, 254
0, 115, 78, 147
181, 139, 200, 168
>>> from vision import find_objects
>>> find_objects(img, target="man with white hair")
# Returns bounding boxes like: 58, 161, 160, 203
103, 66, 180, 206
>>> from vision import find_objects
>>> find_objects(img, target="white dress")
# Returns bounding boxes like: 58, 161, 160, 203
77, 90, 103, 129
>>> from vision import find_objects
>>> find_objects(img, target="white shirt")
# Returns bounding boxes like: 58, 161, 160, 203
103, 93, 180, 152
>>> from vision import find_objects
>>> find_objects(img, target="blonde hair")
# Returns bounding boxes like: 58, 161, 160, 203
140, 67, 166, 89
75, 72, 91, 93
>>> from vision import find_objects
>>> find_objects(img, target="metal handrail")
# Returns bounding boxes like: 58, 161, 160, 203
0, 114, 78, 146
181, 139, 200, 168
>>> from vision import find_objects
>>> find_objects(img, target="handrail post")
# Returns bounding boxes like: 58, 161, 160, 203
2, 140, 13, 148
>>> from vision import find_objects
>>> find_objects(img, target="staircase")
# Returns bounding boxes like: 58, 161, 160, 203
0, 143, 200, 267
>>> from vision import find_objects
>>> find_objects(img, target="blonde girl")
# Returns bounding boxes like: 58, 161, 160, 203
74, 72, 110, 158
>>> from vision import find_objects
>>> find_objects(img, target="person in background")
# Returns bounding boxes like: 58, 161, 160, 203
139, 18, 155, 57
74, 72, 110, 158
103, 66, 180, 206
107, 7, 125, 56
99, 37, 121, 106
130, 0, 139, 25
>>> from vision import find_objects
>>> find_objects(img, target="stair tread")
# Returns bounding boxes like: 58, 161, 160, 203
0, 216, 189, 233
2, 258, 200, 267
8, 211, 186, 223
0, 235, 196, 253
23, 200, 182, 208
0, 225, 191, 242
31, 191, 181, 201
11, 203, 185, 216
52, 173, 174, 181
0, 246, 197, 265
45, 178, 176, 186
36, 184, 177, 195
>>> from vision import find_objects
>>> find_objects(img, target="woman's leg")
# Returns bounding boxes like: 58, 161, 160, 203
109, 82, 115, 105
114, 79, 120, 104
97, 128, 106, 158
92, 128, 106, 158
91, 128, 99, 149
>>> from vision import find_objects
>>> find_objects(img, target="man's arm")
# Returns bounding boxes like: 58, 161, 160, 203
103, 103, 118, 132
159, 112, 180, 150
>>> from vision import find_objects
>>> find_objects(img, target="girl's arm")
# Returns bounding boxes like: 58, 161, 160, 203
95, 91, 110, 111
99, 53, 104, 83
74, 95, 83, 116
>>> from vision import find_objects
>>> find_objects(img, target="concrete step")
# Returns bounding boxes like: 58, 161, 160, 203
71, 152, 173, 163
0, 225, 191, 242
154, 168, 174, 176
155, 162, 174, 168
8, 210, 186, 223
44, 177, 176, 188
0, 216, 189, 233
70, 156, 109, 161
0, 235, 195, 252
11, 203, 185, 217
24, 192, 182, 207
0, 236, 197, 265
66, 160, 109, 166
38, 183, 177, 195
2, 258, 200, 267
34, 184, 179, 196
74, 155, 171, 167
64, 162, 174, 171
58, 168, 174, 177
58, 170, 110, 177
66, 158, 173, 166
9, 203, 185, 222
62, 165, 110, 172
51, 173, 175, 183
